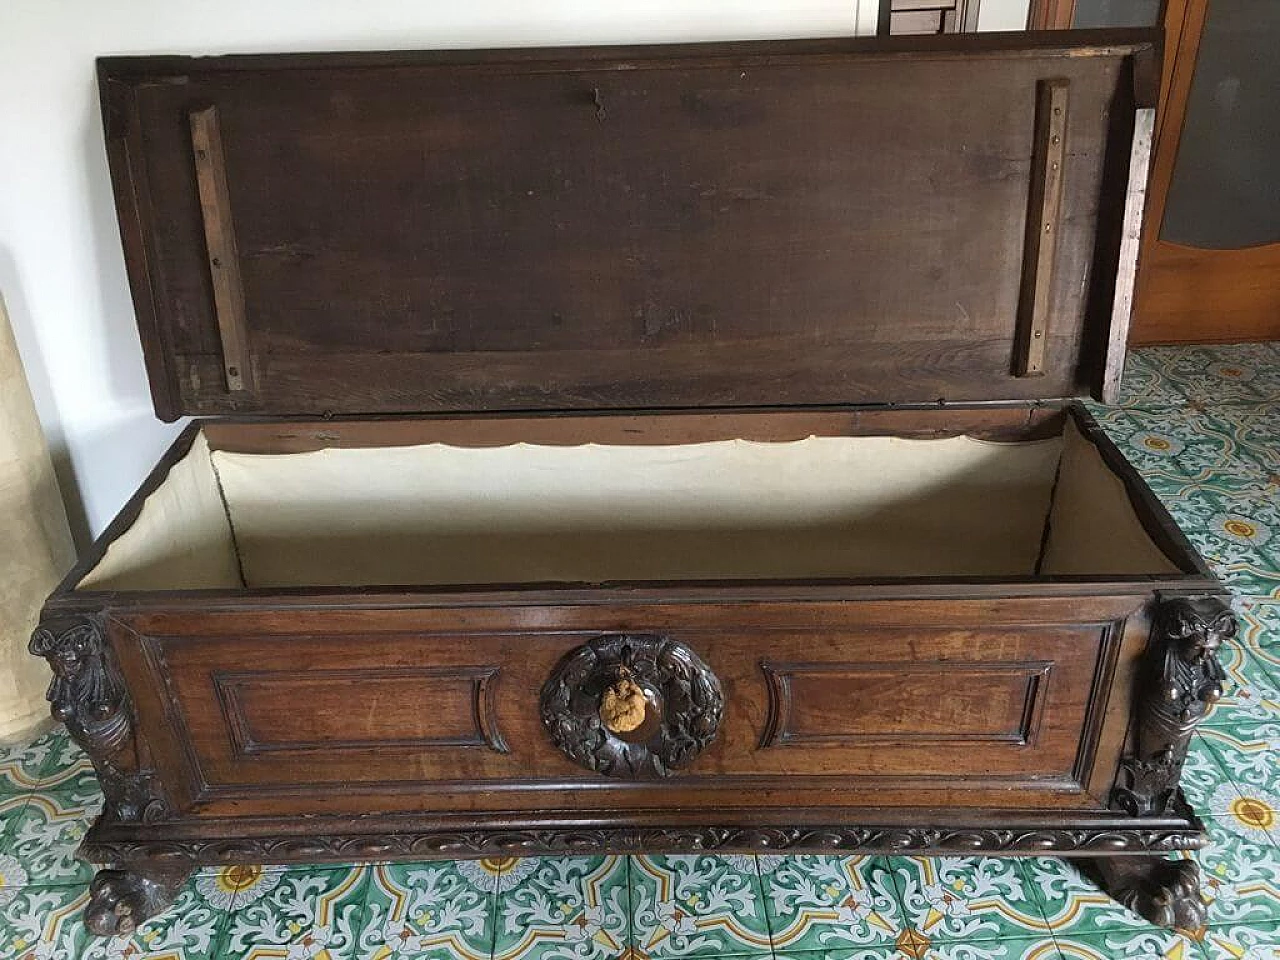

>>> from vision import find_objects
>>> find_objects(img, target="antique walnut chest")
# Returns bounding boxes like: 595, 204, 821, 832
35, 29, 1237, 935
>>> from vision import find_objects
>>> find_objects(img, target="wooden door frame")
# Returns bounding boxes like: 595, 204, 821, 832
1130, 0, 1280, 343
1027, 0, 1076, 29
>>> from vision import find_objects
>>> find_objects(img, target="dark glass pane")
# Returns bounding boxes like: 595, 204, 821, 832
1161, 0, 1280, 248
1071, 0, 1159, 28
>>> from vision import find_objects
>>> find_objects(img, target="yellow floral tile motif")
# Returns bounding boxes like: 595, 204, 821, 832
493, 856, 629, 960
357, 861, 497, 960
0, 883, 90, 960
892, 857, 1047, 944
1053, 929, 1203, 959
221, 865, 369, 960
630, 854, 771, 958
81, 883, 230, 960
760, 855, 904, 953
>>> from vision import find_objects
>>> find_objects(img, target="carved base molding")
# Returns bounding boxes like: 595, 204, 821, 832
84, 864, 193, 937
80, 821, 1207, 869
1076, 856, 1207, 933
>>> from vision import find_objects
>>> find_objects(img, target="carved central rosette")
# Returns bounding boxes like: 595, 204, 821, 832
539, 633, 724, 779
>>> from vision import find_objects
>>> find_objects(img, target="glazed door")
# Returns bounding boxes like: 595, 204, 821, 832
1027, 0, 1279, 344
1131, 0, 1280, 343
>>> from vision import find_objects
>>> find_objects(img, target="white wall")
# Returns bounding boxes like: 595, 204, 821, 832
978, 0, 1031, 32
0, 0, 876, 546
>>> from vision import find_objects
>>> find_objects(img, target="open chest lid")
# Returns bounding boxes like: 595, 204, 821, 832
99, 30, 1157, 422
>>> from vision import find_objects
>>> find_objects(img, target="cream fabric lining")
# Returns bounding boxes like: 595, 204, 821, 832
78, 433, 242, 591
77, 427, 1177, 590
1039, 419, 1179, 575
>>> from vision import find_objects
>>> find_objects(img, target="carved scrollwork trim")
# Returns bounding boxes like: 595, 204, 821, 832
540, 633, 724, 779
1111, 596, 1234, 818
80, 822, 1207, 869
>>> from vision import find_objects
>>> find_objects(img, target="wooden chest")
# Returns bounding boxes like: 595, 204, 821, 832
36, 29, 1236, 936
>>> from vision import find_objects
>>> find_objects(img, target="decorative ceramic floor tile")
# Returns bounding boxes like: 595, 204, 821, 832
760, 855, 905, 955
0, 884, 91, 960
1020, 856, 1165, 941
1115, 343, 1280, 407
355, 860, 499, 960
3, 344, 1280, 960
1198, 922, 1280, 959
5, 790, 102, 887
914, 936, 1062, 960
891, 857, 1048, 944
492, 856, 629, 960
1191, 817, 1280, 930
763, 948, 913, 960
1237, 600, 1280, 676
0, 727, 60, 795
630, 854, 772, 958
0, 793, 31, 854
1051, 928, 1203, 959
78, 882, 231, 960
36, 733, 97, 797
220, 865, 370, 960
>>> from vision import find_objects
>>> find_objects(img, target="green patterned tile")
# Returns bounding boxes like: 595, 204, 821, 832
36, 734, 97, 797
1110, 349, 1187, 409
0, 729, 60, 795
1212, 400, 1280, 479
1203, 649, 1280, 730
1150, 481, 1280, 599
490, 856, 629, 960
354, 860, 497, 960
0, 852, 31, 910
0, 883, 90, 960
79, 880, 230, 960
6, 791, 101, 886
1201, 726, 1280, 814
1091, 406, 1254, 489
915, 935, 1063, 960
630, 854, 771, 958
1052, 928, 1202, 959
891, 857, 1047, 944
0, 794, 30, 855
1193, 817, 1280, 929
1021, 857, 1164, 939
221, 864, 369, 960
1182, 735, 1241, 813
1129, 345, 1279, 407
760, 855, 905, 954
1199, 922, 1280, 959
764, 947, 911, 960
1236, 601, 1280, 678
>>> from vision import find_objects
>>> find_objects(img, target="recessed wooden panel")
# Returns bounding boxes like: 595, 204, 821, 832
214, 667, 508, 755
760, 661, 1051, 747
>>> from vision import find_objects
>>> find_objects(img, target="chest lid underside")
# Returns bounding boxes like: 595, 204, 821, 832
100, 30, 1156, 422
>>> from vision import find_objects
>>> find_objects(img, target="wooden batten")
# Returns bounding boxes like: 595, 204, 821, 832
1014, 78, 1070, 378
188, 105, 254, 395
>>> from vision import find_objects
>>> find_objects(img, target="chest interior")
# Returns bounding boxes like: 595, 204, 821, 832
77, 408, 1180, 592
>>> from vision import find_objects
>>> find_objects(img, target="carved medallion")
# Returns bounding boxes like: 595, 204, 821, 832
540, 634, 723, 779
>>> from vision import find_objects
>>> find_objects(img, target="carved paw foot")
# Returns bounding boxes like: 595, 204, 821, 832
85, 865, 191, 936
1082, 856, 1207, 933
